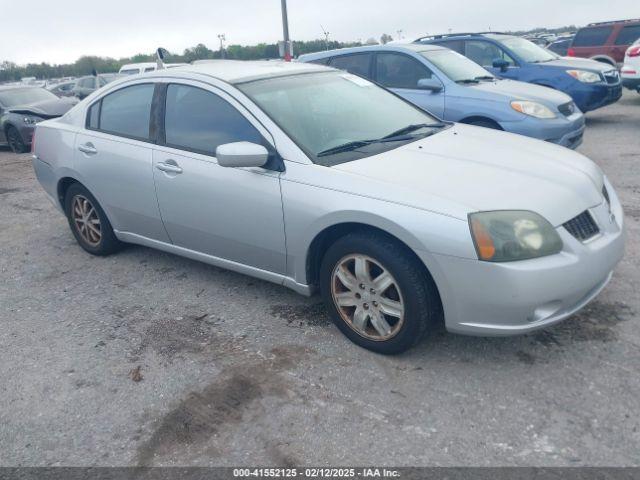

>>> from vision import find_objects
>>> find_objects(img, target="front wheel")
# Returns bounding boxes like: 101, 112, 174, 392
6, 126, 27, 154
320, 231, 440, 354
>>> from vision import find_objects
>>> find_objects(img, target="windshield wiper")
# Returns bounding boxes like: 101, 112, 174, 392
474, 75, 495, 81
382, 123, 447, 140
456, 78, 480, 84
316, 140, 375, 157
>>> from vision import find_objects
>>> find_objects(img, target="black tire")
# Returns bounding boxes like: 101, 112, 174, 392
6, 126, 27, 154
319, 231, 440, 354
64, 183, 123, 256
466, 119, 501, 130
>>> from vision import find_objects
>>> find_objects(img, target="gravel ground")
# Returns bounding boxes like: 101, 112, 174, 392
0, 90, 639, 467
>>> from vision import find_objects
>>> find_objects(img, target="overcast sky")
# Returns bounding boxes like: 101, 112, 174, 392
2, 0, 637, 64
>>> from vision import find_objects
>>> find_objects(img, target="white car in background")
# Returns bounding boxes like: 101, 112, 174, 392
621, 39, 640, 94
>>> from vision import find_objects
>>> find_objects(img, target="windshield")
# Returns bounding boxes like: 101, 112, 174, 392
497, 37, 557, 63
237, 72, 443, 166
421, 49, 494, 83
0, 87, 58, 107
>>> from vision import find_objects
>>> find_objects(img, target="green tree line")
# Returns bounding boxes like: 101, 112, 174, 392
0, 39, 363, 82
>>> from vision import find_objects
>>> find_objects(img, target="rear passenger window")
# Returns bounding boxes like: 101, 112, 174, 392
93, 84, 154, 140
436, 40, 464, 54
376, 53, 433, 89
329, 54, 372, 78
164, 84, 263, 156
615, 25, 640, 45
573, 26, 614, 46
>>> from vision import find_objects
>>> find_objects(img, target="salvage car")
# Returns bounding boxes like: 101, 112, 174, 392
300, 44, 585, 149
0, 85, 77, 153
32, 61, 625, 354
417, 33, 623, 113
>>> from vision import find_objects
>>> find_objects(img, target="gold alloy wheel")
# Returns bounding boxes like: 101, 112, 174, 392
331, 254, 405, 341
71, 195, 102, 247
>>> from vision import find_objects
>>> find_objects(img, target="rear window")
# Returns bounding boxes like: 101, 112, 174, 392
573, 26, 614, 47
615, 25, 640, 45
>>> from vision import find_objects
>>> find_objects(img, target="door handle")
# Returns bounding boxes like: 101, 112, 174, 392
78, 143, 97, 155
156, 161, 183, 174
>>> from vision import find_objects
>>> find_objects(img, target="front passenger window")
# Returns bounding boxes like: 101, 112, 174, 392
164, 84, 264, 156
376, 53, 434, 89
465, 41, 515, 68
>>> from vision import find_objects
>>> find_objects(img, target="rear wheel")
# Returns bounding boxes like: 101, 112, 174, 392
320, 231, 440, 354
6, 126, 27, 154
64, 183, 123, 256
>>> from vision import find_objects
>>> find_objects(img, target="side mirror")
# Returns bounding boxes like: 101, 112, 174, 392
492, 58, 510, 72
216, 142, 269, 168
417, 77, 443, 92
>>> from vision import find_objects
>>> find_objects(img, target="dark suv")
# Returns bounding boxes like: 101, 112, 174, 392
568, 19, 640, 66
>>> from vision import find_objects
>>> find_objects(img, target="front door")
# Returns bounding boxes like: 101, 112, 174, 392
152, 82, 287, 274
374, 52, 445, 118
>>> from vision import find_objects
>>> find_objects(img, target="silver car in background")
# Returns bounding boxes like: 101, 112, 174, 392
32, 61, 625, 353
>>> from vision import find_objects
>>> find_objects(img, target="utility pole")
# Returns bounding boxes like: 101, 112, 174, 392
281, 0, 292, 61
321, 25, 331, 50
218, 34, 226, 59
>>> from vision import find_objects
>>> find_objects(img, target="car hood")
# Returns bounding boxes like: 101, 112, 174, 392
470, 79, 572, 106
333, 124, 604, 226
8, 98, 77, 118
544, 57, 613, 73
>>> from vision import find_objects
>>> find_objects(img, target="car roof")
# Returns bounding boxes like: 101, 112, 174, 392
298, 43, 446, 62
120, 62, 157, 69
143, 59, 334, 84
416, 32, 517, 42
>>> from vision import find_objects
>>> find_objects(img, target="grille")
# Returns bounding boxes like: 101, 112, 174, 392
558, 102, 576, 117
603, 70, 620, 85
563, 211, 600, 241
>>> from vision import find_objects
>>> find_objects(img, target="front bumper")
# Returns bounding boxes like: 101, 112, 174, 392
571, 82, 623, 112
421, 178, 625, 336
501, 111, 585, 150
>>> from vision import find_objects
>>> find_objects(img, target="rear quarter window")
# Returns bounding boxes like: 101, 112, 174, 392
329, 53, 373, 78
615, 25, 640, 45
573, 26, 614, 47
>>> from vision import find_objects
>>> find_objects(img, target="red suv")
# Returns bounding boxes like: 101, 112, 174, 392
568, 19, 640, 67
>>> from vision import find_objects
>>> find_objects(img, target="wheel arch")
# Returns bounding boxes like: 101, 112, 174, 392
459, 116, 503, 130
57, 176, 83, 211
590, 55, 616, 67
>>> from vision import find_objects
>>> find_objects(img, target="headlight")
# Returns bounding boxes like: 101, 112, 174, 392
469, 211, 563, 262
510, 101, 556, 119
566, 70, 601, 83
23, 116, 42, 125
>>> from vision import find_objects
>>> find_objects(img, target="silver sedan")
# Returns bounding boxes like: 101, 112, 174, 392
32, 61, 625, 353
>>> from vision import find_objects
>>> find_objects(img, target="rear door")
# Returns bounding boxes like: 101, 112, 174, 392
74, 82, 170, 242
374, 52, 445, 118
151, 81, 287, 274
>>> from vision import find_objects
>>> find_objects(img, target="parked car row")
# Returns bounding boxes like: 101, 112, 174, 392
31, 61, 625, 353
300, 44, 587, 149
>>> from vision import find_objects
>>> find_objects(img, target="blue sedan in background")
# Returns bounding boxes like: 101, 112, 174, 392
299, 44, 586, 149
415, 33, 623, 113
